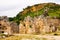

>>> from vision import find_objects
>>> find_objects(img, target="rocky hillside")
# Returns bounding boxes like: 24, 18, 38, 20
9, 3, 60, 25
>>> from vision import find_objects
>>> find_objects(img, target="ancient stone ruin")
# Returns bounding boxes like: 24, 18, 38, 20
19, 15, 60, 34
0, 7, 60, 35
0, 16, 19, 35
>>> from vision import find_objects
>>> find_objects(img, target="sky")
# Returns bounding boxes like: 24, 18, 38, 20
0, 0, 60, 17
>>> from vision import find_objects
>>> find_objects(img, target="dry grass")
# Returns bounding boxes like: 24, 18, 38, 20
0, 31, 60, 40
0, 34, 49, 40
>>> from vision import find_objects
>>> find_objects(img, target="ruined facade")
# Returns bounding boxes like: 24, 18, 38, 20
19, 16, 60, 34
0, 16, 19, 35
0, 15, 60, 35
0, 16, 11, 34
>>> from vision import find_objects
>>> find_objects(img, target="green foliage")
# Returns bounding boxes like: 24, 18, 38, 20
9, 17, 14, 21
